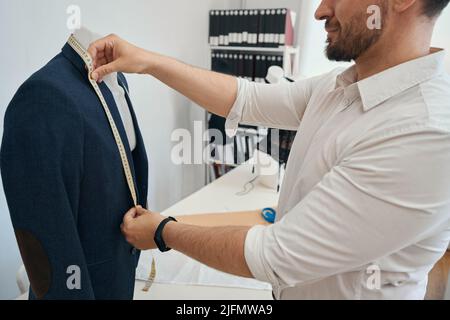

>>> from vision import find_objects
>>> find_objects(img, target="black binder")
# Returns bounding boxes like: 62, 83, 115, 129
264, 9, 271, 47
274, 9, 282, 46
237, 10, 244, 45
210, 7, 293, 48
209, 11, 214, 46
228, 10, 236, 46
237, 54, 245, 78
267, 9, 276, 47
242, 10, 249, 46
258, 10, 265, 47
209, 10, 221, 46
225, 10, 231, 46
218, 10, 225, 46
278, 9, 288, 46
248, 10, 258, 46
243, 54, 250, 80
276, 56, 283, 68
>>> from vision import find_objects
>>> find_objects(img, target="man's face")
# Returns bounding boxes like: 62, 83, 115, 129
315, 0, 388, 62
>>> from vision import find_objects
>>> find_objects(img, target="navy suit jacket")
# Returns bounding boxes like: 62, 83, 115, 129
1, 42, 148, 300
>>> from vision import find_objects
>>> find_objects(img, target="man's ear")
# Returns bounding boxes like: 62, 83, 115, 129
391, 0, 420, 14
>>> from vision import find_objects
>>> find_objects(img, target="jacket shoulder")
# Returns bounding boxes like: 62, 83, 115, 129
5, 54, 83, 126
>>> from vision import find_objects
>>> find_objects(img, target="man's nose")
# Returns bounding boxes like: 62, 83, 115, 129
315, 0, 334, 21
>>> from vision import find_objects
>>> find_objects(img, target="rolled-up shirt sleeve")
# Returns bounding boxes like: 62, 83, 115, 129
225, 75, 321, 137
244, 125, 450, 288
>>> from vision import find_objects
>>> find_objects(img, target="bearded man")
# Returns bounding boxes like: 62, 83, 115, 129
88, 0, 450, 299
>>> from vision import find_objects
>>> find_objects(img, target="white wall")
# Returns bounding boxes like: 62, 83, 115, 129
295, 0, 351, 76
432, 8, 450, 72
0, 0, 231, 300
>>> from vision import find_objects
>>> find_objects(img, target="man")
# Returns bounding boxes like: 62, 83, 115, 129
89, 0, 450, 299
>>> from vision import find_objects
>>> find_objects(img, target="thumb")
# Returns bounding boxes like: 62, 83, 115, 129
91, 61, 119, 82
135, 206, 148, 217
123, 207, 138, 224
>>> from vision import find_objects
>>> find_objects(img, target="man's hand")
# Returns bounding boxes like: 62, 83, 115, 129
120, 206, 166, 250
87, 34, 152, 83
121, 206, 254, 278
88, 33, 238, 118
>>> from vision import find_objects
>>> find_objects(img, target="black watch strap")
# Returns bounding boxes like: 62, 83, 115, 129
154, 217, 177, 252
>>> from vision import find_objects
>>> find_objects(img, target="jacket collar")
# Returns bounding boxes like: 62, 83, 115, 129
61, 41, 88, 78
61, 35, 120, 85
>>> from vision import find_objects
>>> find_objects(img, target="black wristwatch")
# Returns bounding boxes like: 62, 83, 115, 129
154, 217, 177, 252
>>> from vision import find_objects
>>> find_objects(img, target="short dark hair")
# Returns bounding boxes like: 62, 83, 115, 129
422, 0, 450, 17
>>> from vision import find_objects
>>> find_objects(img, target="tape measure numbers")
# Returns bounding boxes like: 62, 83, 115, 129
68, 34, 137, 206
67, 34, 156, 292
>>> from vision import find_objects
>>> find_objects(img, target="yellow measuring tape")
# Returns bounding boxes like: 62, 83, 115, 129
67, 34, 156, 292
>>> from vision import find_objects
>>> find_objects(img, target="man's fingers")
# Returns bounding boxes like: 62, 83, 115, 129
135, 206, 148, 216
87, 34, 116, 60
123, 207, 138, 224
87, 43, 98, 61
91, 61, 119, 82
93, 57, 108, 70
87, 34, 119, 81
104, 41, 115, 64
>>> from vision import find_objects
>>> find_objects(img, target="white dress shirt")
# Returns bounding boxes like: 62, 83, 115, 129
73, 27, 137, 150
226, 49, 450, 300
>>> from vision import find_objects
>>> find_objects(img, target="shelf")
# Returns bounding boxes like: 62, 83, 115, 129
210, 46, 298, 54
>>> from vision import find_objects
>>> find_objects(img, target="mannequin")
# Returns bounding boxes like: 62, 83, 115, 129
1, 28, 149, 299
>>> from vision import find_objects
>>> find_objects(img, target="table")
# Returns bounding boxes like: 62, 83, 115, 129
134, 162, 279, 300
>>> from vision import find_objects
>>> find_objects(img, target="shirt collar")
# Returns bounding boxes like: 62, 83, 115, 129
335, 48, 446, 112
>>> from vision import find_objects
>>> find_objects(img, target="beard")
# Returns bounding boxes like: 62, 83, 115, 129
326, 6, 387, 62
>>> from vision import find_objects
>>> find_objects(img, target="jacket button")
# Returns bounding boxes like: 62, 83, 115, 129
131, 247, 137, 255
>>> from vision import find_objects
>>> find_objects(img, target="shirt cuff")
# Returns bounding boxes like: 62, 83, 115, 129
244, 225, 278, 285
225, 77, 248, 138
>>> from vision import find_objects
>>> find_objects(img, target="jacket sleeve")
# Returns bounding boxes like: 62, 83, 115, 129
0, 79, 95, 299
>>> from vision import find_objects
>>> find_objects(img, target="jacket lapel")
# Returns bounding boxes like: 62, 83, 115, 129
98, 82, 140, 203
117, 75, 149, 208
62, 42, 143, 206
